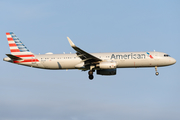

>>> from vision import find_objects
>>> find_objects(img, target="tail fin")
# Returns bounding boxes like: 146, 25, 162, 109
6, 32, 33, 55
5, 32, 38, 64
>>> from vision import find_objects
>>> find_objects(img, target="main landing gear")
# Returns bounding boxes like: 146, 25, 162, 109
155, 66, 159, 76
88, 70, 94, 80
88, 66, 95, 80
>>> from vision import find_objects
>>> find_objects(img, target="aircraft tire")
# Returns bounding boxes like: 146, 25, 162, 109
89, 75, 94, 80
155, 72, 159, 76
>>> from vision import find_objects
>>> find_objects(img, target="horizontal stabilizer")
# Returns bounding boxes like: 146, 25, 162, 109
6, 54, 23, 60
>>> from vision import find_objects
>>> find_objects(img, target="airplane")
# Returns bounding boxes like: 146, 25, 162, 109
3, 32, 176, 80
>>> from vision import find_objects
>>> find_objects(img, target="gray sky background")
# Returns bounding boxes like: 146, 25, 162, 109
0, 0, 180, 120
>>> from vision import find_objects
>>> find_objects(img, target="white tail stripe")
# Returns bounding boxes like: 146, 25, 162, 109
11, 52, 34, 55
8, 41, 15, 44
6, 35, 11, 38
10, 47, 18, 49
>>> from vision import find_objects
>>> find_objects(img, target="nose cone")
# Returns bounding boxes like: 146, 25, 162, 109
170, 58, 176, 65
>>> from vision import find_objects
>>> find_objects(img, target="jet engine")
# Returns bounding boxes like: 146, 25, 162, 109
97, 69, 116, 75
98, 61, 117, 69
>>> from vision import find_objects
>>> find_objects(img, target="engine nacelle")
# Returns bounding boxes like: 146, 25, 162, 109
99, 61, 116, 69
97, 69, 116, 75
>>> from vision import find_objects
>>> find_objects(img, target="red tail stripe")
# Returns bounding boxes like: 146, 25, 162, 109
15, 55, 35, 57
7, 38, 13, 41
6, 33, 10, 35
11, 49, 20, 52
9, 43, 17, 47
13, 59, 39, 63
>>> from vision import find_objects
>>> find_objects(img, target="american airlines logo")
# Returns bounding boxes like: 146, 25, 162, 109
146, 52, 153, 59
111, 53, 146, 59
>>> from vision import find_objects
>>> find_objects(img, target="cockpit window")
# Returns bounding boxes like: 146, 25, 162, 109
164, 54, 170, 57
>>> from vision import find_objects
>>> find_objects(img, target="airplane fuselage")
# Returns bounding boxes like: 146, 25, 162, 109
4, 51, 176, 69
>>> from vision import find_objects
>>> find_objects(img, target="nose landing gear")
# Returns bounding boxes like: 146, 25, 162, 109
155, 66, 159, 76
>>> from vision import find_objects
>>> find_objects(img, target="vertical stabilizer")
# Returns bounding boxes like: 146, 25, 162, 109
5, 32, 39, 64
6, 32, 33, 55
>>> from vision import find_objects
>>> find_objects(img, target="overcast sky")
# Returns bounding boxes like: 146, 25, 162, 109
0, 0, 180, 120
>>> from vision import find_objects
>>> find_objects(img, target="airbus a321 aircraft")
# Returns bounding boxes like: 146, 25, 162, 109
3, 32, 176, 80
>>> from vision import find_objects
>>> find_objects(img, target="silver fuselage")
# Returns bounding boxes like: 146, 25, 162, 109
3, 51, 176, 70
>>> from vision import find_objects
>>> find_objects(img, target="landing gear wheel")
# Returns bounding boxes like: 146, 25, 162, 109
88, 69, 94, 80
89, 75, 94, 80
88, 70, 93, 75
155, 72, 159, 76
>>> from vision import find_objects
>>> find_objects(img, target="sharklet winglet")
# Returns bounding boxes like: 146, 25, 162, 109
67, 37, 75, 47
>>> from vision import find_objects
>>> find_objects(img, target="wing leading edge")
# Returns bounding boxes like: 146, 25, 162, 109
67, 37, 102, 64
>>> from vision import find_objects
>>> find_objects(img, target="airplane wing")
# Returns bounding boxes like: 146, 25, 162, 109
67, 37, 102, 64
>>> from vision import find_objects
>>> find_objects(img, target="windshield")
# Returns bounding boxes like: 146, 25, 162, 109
164, 54, 170, 57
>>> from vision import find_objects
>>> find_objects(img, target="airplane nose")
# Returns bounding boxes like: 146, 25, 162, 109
171, 58, 176, 64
